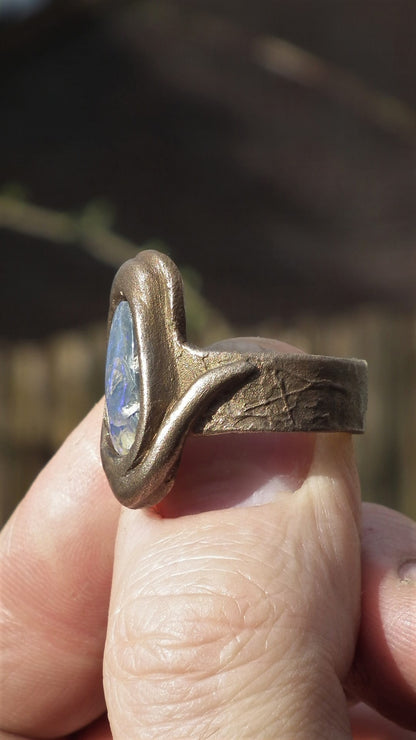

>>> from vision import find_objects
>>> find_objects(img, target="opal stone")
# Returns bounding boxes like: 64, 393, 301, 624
105, 301, 140, 455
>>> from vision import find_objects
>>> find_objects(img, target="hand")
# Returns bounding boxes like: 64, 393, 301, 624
1, 341, 415, 739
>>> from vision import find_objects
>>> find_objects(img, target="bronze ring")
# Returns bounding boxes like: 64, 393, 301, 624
100, 250, 368, 508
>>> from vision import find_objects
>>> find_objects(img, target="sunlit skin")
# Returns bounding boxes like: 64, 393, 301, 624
0, 340, 415, 739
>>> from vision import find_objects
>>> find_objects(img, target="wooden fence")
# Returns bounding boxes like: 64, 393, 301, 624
1, 308, 415, 524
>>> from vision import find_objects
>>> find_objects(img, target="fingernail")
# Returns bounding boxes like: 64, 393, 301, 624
156, 337, 312, 518
156, 432, 315, 517
233, 432, 314, 507
398, 559, 416, 583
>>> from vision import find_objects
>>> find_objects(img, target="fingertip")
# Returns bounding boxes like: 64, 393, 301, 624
349, 504, 416, 730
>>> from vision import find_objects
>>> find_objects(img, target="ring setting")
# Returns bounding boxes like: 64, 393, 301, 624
101, 250, 368, 508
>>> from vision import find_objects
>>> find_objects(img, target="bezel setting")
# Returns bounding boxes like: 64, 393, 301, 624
101, 250, 368, 508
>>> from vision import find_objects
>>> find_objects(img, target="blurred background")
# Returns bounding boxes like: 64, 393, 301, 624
0, 0, 415, 524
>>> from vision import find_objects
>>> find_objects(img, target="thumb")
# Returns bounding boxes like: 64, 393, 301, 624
104, 344, 361, 739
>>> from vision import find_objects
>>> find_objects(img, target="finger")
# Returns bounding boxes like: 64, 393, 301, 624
347, 503, 416, 730
104, 339, 362, 739
71, 714, 112, 740
0, 403, 120, 738
350, 702, 416, 739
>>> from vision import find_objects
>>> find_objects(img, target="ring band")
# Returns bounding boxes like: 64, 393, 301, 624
101, 250, 368, 508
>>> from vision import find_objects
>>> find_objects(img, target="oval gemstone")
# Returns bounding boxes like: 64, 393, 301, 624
105, 301, 140, 455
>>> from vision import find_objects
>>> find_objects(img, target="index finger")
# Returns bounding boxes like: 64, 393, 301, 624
0, 402, 120, 738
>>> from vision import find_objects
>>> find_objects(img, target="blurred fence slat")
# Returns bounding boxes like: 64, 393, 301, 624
0, 324, 106, 524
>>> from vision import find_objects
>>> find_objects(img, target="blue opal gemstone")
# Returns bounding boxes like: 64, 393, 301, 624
105, 301, 140, 455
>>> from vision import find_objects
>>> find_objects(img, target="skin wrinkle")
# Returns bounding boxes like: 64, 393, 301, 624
310, 494, 360, 604
229, 660, 348, 739
115, 554, 274, 606
284, 539, 357, 678
109, 580, 278, 679
110, 606, 219, 680
114, 518, 259, 586
107, 517, 351, 736
109, 637, 321, 739
115, 510, 292, 602
105, 544, 308, 736
111, 672, 217, 733
207, 661, 283, 729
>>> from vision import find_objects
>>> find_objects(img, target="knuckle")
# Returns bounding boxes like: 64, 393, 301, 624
108, 578, 274, 680
104, 572, 277, 731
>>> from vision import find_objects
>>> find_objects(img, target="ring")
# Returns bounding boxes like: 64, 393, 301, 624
100, 250, 368, 508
